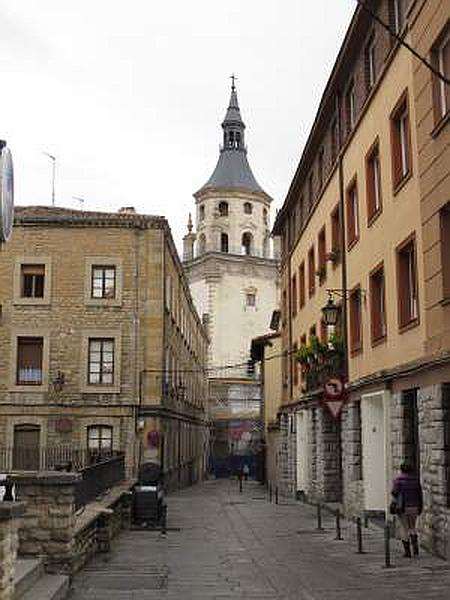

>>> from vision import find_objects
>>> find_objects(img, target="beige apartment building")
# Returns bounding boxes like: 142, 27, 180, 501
273, 0, 450, 557
251, 330, 282, 485
0, 206, 208, 489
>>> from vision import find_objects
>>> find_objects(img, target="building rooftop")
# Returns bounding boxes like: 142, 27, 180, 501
14, 206, 167, 229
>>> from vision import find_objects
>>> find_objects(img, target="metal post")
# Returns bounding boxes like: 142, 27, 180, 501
239, 475, 243, 494
161, 504, 167, 535
316, 503, 324, 531
335, 509, 343, 540
275, 486, 279, 504
384, 522, 392, 568
269, 483, 272, 503
356, 517, 363, 554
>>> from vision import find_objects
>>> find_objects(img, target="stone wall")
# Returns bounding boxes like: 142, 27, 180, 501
277, 413, 296, 498
13, 472, 79, 573
417, 384, 450, 559
0, 502, 25, 600
307, 407, 341, 503
342, 400, 364, 515
13, 472, 134, 574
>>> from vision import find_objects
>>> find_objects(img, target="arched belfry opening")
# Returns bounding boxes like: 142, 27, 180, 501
198, 234, 206, 256
218, 201, 229, 217
221, 232, 229, 253
241, 232, 253, 256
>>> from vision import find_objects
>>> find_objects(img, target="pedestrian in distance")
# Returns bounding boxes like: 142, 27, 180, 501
243, 463, 250, 481
390, 463, 423, 558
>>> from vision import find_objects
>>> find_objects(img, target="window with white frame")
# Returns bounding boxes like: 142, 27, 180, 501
432, 26, 450, 122
88, 338, 114, 385
21, 264, 45, 298
91, 266, 116, 299
365, 36, 376, 90
87, 425, 113, 453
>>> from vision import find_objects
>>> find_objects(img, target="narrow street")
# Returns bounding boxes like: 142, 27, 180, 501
69, 480, 450, 600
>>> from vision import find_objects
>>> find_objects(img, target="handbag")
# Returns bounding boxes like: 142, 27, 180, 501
390, 492, 403, 515
389, 499, 398, 515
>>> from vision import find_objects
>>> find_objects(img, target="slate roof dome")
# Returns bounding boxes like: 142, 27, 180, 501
196, 80, 268, 197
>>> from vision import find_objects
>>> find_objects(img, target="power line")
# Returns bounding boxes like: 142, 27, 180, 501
142, 348, 298, 376
355, 0, 450, 86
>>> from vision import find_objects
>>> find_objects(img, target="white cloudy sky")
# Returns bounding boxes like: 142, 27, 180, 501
1, 0, 356, 250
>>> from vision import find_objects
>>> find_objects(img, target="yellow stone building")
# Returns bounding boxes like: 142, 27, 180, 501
0, 206, 208, 489
272, 0, 450, 557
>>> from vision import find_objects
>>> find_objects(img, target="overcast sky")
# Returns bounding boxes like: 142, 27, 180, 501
1, 0, 356, 250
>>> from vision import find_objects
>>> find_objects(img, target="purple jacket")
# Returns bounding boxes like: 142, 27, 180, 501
391, 473, 423, 513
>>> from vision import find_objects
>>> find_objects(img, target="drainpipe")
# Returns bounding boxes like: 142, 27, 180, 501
336, 93, 349, 382
134, 228, 141, 474
336, 92, 349, 503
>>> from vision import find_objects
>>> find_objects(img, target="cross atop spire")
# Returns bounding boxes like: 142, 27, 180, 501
230, 73, 237, 92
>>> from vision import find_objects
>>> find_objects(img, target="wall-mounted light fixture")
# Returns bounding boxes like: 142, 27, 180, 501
52, 371, 65, 393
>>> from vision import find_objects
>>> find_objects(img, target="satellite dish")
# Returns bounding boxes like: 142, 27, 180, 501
0, 144, 14, 242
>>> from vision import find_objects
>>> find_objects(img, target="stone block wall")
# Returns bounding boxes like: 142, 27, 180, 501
342, 400, 364, 516
12, 472, 79, 574
417, 384, 450, 559
277, 414, 296, 498
308, 407, 341, 503
0, 503, 25, 600
391, 384, 450, 559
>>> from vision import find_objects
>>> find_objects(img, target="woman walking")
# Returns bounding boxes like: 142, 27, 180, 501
391, 463, 423, 557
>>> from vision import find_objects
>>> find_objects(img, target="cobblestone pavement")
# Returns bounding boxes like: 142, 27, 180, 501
68, 479, 450, 599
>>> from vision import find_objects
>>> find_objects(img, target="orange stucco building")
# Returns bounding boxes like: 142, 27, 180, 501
272, 0, 450, 557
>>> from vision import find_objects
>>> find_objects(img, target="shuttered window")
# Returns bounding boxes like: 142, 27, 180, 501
299, 262, 306, 309
17, 337, 43, 385
349, 287, 363, 354
308, 246, 315, 298
346, 179, 359, 248
318, 227, 327, 284
397, 235, 419, 330
390, 92, 411, 190
370, 264, 387, 343
21, 264, 45, 298
432, 25, 450, 123
331, 204, 341, 264
366, 141, 382, 224
291, 275, 297, 317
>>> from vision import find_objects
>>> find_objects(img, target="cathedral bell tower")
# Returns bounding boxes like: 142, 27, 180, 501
183, 79, 279, 478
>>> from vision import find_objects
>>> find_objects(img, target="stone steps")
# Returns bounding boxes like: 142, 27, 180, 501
14, 558, 69, 600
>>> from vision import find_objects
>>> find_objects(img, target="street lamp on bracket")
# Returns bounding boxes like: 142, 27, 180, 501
321, 288, 367, 327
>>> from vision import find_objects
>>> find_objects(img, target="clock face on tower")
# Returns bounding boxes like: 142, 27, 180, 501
0, 146, 14, 243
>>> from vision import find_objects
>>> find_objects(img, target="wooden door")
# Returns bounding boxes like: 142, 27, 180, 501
13, 424, 40, 470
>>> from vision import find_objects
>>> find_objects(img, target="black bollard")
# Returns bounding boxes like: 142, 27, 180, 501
384, 522, 392, 568
275, 487, 279, 504
269, 483, 273, 503
316, 503, 324, 531
161, 504, 168, 535
356, 517, 364, 554
335, 509, 343, 540
239, 475, 243, 494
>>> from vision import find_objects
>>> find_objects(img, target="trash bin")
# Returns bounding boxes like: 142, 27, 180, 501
132, 462, 165, 526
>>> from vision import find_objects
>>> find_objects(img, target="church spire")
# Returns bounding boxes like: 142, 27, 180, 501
195, 77, 269, 197
222, 75, 246, 152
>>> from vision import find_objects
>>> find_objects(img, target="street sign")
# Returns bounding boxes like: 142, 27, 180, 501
322, 376, 346, 419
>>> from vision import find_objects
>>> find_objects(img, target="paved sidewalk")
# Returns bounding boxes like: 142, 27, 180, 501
68, 479, 450, 599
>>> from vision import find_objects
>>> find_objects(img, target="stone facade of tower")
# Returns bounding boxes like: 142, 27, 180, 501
183, 82, 279, 477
